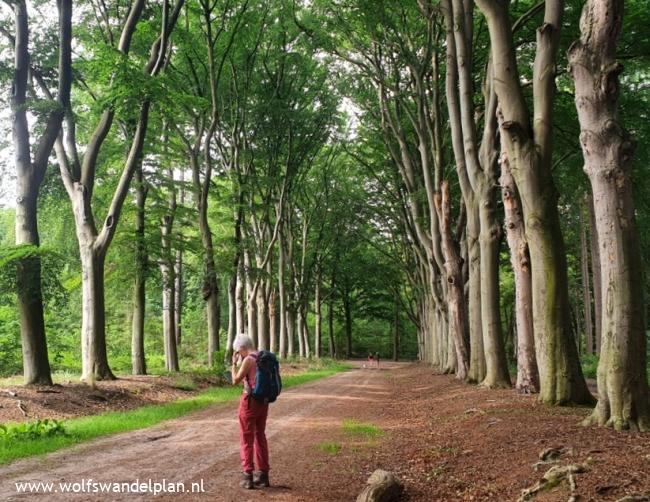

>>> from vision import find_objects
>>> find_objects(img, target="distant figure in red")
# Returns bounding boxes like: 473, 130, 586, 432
231, 334, 270, 489
367, 352, 375, 369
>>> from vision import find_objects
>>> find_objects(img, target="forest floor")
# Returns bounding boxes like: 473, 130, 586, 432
0, 364, 311, 423
1, 361, 649, 501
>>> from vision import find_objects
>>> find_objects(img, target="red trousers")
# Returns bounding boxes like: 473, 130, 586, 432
238, 395, 269, 473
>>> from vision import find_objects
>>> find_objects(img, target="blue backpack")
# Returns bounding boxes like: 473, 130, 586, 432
246, 351, 282, 404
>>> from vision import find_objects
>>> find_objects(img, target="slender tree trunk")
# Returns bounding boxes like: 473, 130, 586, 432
236, 261, 245, 335
257, 285, 269, 350
286, 307, 296, 357
174, 247, 183, 346
269, 289, 277, 353
314, 275, 322, 358
569, 0, 650, 430
300, 306, 311, 358
501, 150, 538, 393
328, 282, 336, 358
278, 232, 287, 358
160, 214, 179, 372
466, 209, 485, 382
580, 200, 594, 355
344, 293, 352, 358
393, 292, 399, 362
588, 191, 602, 352
226, 274, 236, 362
131, 166, 147, 375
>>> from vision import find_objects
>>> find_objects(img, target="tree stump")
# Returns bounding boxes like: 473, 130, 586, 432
356, 469, 403, 502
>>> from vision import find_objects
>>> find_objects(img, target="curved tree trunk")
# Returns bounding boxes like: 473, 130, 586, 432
477, 0, 593, 405
569, 0, 650, 431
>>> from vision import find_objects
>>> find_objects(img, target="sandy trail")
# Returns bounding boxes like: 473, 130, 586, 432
1, 362, 406, 501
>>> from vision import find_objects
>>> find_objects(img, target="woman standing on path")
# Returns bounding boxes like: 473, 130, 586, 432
231, 334, 270, 489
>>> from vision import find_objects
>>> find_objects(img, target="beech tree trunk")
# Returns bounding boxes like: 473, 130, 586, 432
477, 0, 593, 405
256, 285, 269, 350
500, 151, 538, 393
393, 293, 399, 362
434, 182, 470, 380
12, 0, 72, 385
278, 231, 288, 358
344, 293, 352, 358
174, 247, 183, 346
588, 191, 603, 351
580, 201, 594, 355
160, 212, 179, 372
131, 165, 147, 375
314, 275, 322, 358
79, 243, 114, 382
569, 0, 650, 430
328, 281, 336, 358
269, 289, 277, 353
226, 274, 237, 361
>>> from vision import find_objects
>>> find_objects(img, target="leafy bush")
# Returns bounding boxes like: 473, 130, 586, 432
0, 419, 67, 442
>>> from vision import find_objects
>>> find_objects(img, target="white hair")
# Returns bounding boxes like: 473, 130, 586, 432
233, 333, 255, 351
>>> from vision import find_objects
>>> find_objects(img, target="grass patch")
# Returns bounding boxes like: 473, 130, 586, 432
0, 364, 348, 466
170, 375, 198, 391
315, 441, 342, 454
341, 419, 383, 437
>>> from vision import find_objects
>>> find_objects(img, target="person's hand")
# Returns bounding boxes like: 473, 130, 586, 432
231, 352, 240, 366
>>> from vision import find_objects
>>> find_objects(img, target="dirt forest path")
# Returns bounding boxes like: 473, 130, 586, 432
1, 361, 405, 502
3, 362, 650, 502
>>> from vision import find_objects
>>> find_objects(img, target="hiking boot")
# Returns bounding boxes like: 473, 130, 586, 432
254, 471, 270, 487
240, 472, 254, 489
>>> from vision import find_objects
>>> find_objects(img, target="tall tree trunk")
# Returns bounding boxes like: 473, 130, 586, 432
477, 0, 593, 405
580, 199, 594, 355
174, 247, 183, 346
269, 289, 277, 353
278, 231, 287, 358
286, 306, 296, 358
344, 293, 352, 358
314, 274, 322, 358
328, 281, 336, 358
434, 182, 470, 380
131, 165, 147, 375
588, 190, 602, 352
160, 213, 179, 372
236, 261, 245, 335
501, 150, 538, 393
393, 292, 399, 362
569, 0, 650, 430
12, 0, 73, 386
245, 252, 257, 345
256, 284, 269, 350
226, 274, 236, 362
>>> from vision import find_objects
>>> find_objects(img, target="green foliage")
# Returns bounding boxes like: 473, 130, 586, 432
315, 441, 341, 454
0, 419, 66, 442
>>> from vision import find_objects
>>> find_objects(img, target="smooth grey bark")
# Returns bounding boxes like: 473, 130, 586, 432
477, 0, 593, 405
328, 276, 336, 358
11, 0, 72, 385
278, 227, 288, 358
569, 0, 650, 431
580, 200, 594, 355
314, 274, 322, 358
56, 0, 184, 384
131, 165, 147, 375
587, 191, 602, 352
269, 288, 277, 353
